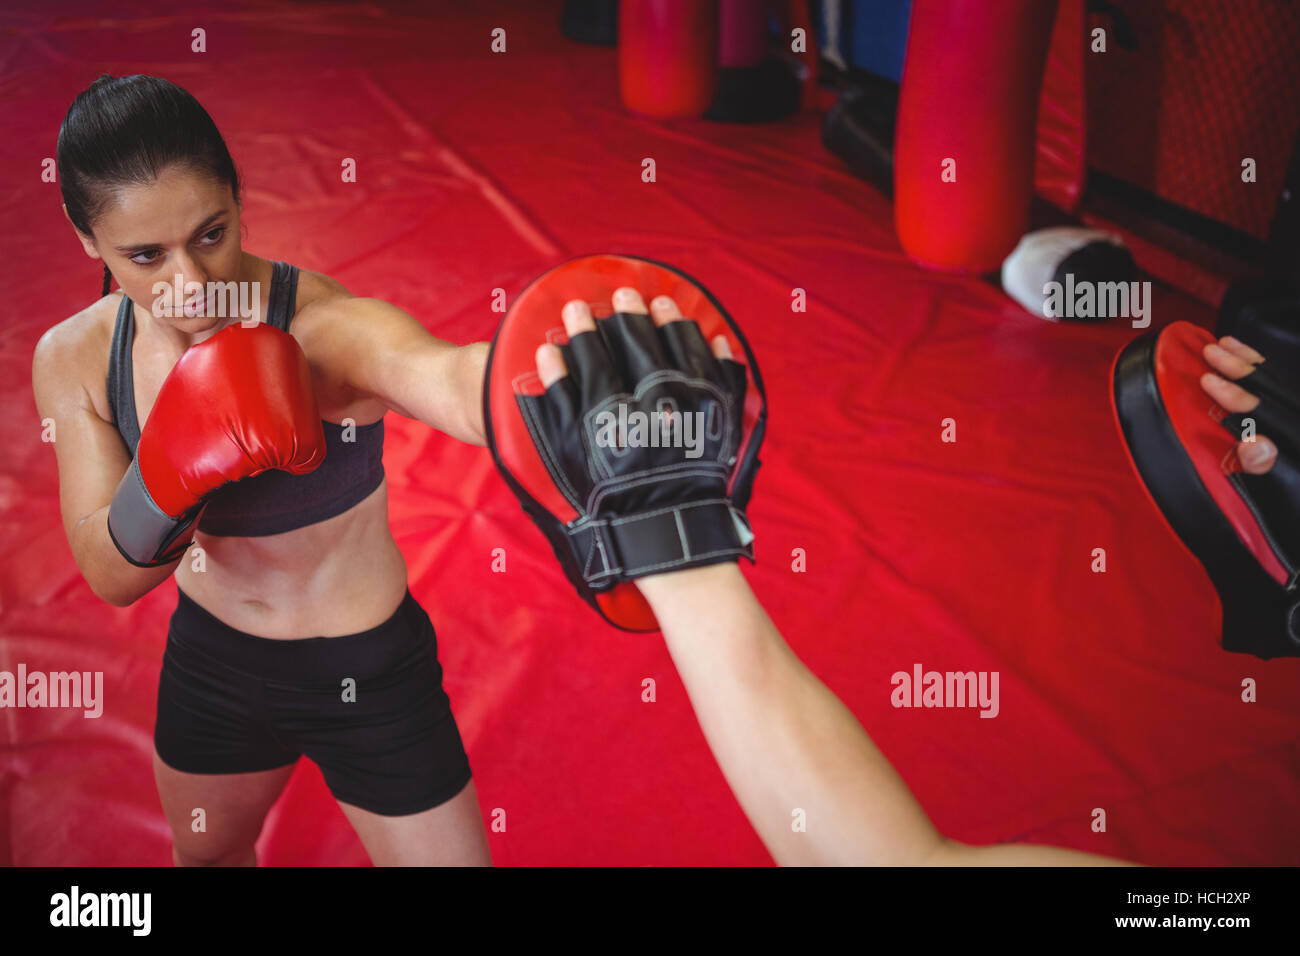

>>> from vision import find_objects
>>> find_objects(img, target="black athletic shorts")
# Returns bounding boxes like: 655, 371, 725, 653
155, 587, 472, 817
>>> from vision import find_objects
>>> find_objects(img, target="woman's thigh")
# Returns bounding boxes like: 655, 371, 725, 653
337, 779, 491, 866
153, 748, 297, 865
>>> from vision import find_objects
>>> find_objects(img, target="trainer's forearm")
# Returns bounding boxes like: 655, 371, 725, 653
72, 505, 179, 607
930, 839, 1133, 866
637, 564, 945, 866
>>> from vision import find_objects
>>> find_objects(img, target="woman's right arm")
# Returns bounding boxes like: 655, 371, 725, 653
32, 326, 179, 606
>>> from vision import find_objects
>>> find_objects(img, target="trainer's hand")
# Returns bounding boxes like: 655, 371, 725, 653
518, 282, 755, 589
1201, 335, 1278, 475
534, 286, 733, 385
107, 322, 327, 566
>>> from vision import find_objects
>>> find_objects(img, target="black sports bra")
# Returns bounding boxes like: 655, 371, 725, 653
106, 261, 386, 536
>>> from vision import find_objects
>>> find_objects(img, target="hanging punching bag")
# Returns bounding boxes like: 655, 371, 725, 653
893, 0, 1060, 272
619, 0, 719, 118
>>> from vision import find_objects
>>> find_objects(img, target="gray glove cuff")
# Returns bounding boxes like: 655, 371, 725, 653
106, 458, 202, 568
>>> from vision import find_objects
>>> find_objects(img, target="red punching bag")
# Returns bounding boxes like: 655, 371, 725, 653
619, 0, 719, 118
894, 0, 1059, 272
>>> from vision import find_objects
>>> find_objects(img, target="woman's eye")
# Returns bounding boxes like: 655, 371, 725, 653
127, 226, 223, 265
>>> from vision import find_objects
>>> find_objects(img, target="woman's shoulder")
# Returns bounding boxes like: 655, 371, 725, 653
34, 294, 119, 377
32, 293, 120, 417
292, 265, 353, 313
41, 290, 119, 341
280, 267, 388, 419
286, 265, 370, 342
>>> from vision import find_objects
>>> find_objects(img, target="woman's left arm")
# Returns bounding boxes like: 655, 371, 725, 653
304, 296, 489, 446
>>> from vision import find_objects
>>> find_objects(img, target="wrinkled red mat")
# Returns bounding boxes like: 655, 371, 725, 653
1, 0, 1297, 866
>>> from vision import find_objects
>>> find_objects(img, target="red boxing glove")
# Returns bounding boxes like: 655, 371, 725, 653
108, 322, 327, 566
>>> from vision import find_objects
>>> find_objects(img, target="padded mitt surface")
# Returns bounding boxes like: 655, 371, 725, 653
483, 254, 767, 631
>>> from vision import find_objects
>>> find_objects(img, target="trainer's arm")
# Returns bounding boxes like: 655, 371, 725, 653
308, 297, 488, 445
32, 328, 179, 606
637, 563, 1131, 866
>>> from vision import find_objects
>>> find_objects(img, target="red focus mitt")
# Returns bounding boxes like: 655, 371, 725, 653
484, 254, 767, 632
1112, 320, 1300, 658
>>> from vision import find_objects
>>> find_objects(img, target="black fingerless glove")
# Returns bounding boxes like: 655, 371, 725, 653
517, 310, 757, 588
1220, 362, 1300, 582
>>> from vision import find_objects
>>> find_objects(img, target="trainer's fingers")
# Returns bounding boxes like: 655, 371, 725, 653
1200, 370, 1260, 413
1203, 341, 1258, 381
1216, 335, 1266, 366
649, 294, 684, 326
711, 335, 733, 360
1237, 435, 1278, 474
613, 286, 648, 315
562, 299, 597, 336
536, 343, 568, 388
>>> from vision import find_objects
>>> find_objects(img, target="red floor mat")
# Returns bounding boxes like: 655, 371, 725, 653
1, 0, 1297, 866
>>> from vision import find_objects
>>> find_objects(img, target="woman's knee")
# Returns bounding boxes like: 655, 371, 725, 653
171, 841, 258, 867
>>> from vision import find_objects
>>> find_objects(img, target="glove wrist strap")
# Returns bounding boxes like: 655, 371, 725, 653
571, 500, 754, 583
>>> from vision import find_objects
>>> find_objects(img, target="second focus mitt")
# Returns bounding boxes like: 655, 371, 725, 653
1112, 320, 1299, 658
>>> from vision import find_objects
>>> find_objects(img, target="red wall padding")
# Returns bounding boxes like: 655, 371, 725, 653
1035, 0, 1088, 214
1086, 0, 1300, 240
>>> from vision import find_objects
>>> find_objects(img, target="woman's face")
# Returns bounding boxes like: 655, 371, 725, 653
72, 164, 243, 335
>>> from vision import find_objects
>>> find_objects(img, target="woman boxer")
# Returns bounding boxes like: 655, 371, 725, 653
32, 74, 492, 866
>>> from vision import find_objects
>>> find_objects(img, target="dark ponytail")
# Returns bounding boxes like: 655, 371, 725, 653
56, 74, 242, 297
